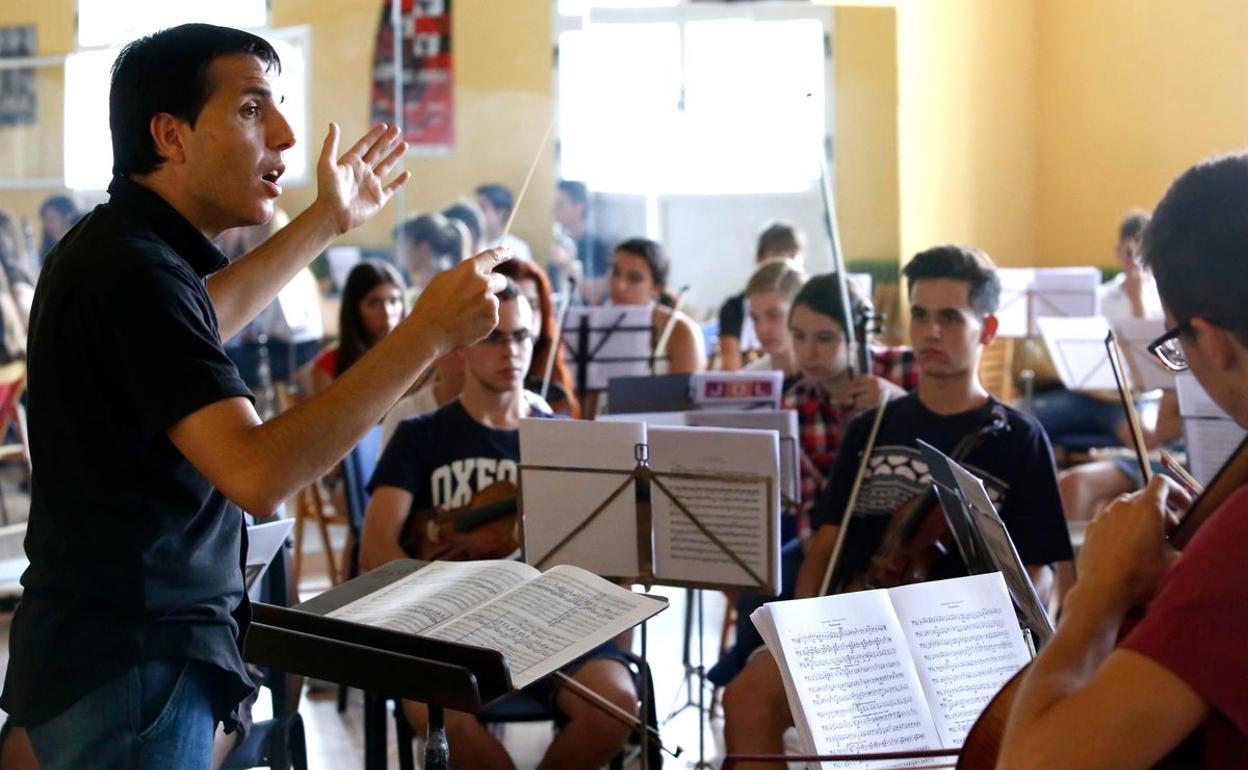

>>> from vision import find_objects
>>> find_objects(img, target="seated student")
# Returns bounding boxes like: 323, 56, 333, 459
37, 194, 81, 261
476, 183, 533, 261
1030, 210, 1162, 448
998, 152, 1248, 770
443, 198, 485, 254
360, 281, 637, 770
740, 259, 805, 386
719, 222, 804, 370
495, 257, 582, 417
396, 212, 470, 292
312, 259, 406, 394
709, 273, 916, 686
0, 209, 36, 326
722, 246, 1073, 768
608, 237, 706, 374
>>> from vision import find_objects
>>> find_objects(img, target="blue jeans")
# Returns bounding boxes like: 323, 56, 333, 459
28, 660, 216, 770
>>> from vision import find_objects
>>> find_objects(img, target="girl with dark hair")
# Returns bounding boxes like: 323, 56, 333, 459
608, 237, 706, 374
494, 258, 581, 417
312, 259, 406, 393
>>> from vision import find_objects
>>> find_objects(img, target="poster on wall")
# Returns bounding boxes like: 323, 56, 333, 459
371, 0, 453, 155
0, 26, 37, 127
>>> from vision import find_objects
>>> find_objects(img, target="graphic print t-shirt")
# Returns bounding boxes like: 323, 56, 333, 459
811, 393, 1073, 584
370, 397, 553, 511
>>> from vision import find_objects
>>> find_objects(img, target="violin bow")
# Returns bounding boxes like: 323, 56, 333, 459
819, 391, 890, 597
541, 274, 577, 402
650, 284, 691, 375
815, 138, 865, 378
1105, 330, 1153, 484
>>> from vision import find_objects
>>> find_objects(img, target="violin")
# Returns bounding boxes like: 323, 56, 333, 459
399, 480, 521, 562
837, 405, 1010, 593
955, 337, 1248, 769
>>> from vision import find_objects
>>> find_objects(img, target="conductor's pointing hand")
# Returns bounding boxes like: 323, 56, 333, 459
412, 248, 514, 354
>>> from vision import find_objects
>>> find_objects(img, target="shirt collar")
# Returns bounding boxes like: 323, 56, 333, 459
106, 176, 228, 278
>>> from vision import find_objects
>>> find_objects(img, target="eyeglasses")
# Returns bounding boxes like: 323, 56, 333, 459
1147, 320, 1194, 372
481, 328, 533, 347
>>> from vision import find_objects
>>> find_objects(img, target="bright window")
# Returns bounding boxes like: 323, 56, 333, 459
77, 0, 268, 48
557, 13, 828, 194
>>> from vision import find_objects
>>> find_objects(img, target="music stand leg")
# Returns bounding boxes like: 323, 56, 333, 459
424, 705, 450, 770
695, 588, 712, 770
364, 692, 387, 770
639, 587, 651, 770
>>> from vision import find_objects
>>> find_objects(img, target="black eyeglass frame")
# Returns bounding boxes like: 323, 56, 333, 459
1147, 320, 1194, 372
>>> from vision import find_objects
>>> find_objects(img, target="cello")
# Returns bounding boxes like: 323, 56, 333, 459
955, 332, 1248, 769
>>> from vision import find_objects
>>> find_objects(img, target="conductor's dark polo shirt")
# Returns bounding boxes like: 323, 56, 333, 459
1, 176, 257, 729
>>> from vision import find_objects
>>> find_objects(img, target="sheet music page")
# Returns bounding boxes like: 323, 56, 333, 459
754, 591, 941, 769
1177, 373, 1248, 485
426, 564, 665, 688
1030, 267, 1102, 336
519, 419, 645, 579
326, 560, 539, 634
244, 518, 295, 594
647, 425, 780, 591
686, 409, 801, 506
888, 573, 1032, 748
1037, 316, 1116, 391
994, 268, 1035, 338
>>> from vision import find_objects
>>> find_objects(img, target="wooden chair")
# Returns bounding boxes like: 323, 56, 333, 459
0, 361, 32, 526
978, 337, 1018, 404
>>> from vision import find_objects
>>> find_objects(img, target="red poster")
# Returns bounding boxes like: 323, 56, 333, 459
371, 0, 453, 152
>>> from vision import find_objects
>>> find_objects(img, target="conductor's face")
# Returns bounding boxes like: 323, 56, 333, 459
180, 54, 295, 233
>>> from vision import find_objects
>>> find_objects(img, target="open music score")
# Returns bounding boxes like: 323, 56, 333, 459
751, 573, 1031, 769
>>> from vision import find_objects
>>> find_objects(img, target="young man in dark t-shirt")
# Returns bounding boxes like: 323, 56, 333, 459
999, 155, 1248, 769
360, 281, 638, 770
721, 245, 1073, 768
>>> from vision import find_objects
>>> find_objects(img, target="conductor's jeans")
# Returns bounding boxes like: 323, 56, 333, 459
27, 659, 216, 770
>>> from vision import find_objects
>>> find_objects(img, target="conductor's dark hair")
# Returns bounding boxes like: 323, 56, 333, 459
558, 179, 589, 209
902, 244, 1001, 317
1119, 208, 1152, 243
1143, 153, 1248, 345
337, 259, 406, 377
109, 23, 280, 177
614, 237, 670, 289
790, 273, 870, 333
475, 183, 514, 215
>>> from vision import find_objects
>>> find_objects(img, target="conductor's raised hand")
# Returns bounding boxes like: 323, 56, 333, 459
1076, 474, 1188, 614
411, 248, 513, 355
315, 122, 411, 235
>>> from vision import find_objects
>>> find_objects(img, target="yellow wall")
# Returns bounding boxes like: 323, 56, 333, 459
1036, 0, 1248, 267
894, 0, 1040, 268
833, 5, 899, 264
270, 0, 554, 252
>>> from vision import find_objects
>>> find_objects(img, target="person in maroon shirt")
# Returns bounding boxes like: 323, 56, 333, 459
1000, 153, 1248, 768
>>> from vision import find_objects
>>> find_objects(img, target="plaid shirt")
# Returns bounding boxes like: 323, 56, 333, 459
783, 345, 920, 532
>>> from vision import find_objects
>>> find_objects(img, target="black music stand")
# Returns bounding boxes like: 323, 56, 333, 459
562, 306, 654, 407
244, 560, 512, 770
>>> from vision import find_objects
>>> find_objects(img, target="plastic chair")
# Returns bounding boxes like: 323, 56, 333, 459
335, 424, 384, 713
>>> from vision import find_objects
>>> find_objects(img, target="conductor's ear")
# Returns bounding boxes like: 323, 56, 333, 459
149, 112, 189, 166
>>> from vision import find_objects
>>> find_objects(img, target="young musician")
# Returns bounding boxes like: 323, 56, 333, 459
719, 222, 804, 370
608, 237, 706, 374
495, 257, 582, 417
1, 24, 508, 770
359, 280, 637, 770
721, 246, 1073, 767
999, 153, 1248, 769
709, 272, 916, 686
311, 258, 406, 393
740, 259, 805, 385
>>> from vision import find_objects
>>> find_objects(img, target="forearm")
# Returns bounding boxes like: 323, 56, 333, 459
233, 320, 442, 512
1002, 583, 1127, 747
206, 201, 339, 340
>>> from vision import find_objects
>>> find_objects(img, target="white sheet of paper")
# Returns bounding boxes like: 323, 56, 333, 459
1176, 373, 1247, 485
1113, 318, 1173, 391
519, 418, 645, 579
245, 518, 295, 593
887, 574, 1032, 748
995, 268, 1036, 339
1037, 316, 1116, 391
689, 371, 784, 409
426, 565, 665, 688
686, 409, 801, 507
755, 591, 941, 769
647, 425, 780, 591
996, 267, 1102, 338
561, 305, 654, 390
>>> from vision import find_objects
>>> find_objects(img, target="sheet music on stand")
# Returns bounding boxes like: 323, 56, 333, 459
606, 371, 785, 415
561, 305, 653, 396
996, 267, 1102, 339
518, 418, 781, 593
918, 440, 1054, 648
599, 409, 802, 511
1113, 317, 1172, 392
1176, 373, 1248, 487
1036, 316, 1116, 391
